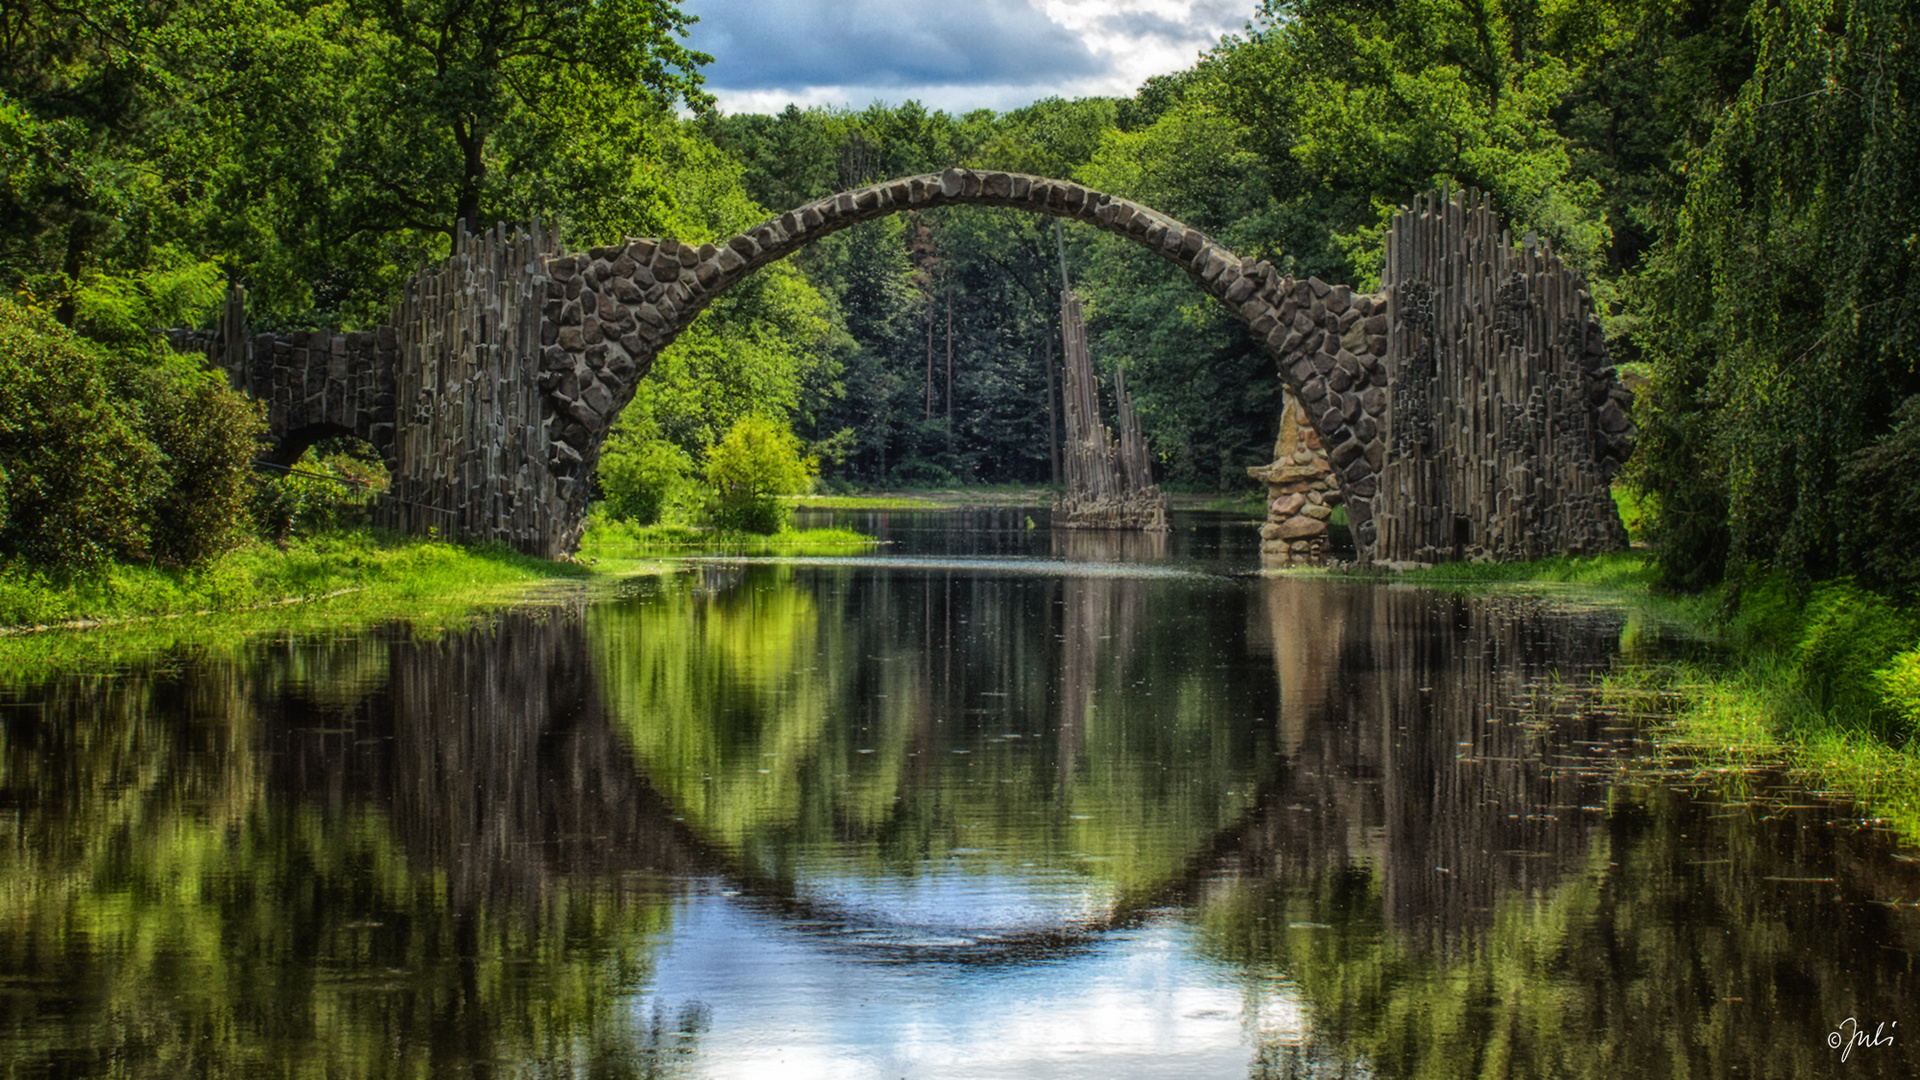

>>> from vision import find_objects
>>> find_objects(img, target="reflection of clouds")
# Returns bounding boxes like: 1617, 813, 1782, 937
788, 861, 1121, 941
637, 892, 1304, 1079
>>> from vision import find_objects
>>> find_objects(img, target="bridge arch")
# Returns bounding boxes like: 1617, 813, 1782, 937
526, 168, 1388, 555
200, 177, 1628, 563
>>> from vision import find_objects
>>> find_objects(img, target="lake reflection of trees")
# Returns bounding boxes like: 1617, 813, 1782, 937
12, 571, 1920, 1078
590, 564, 1283, 910
1218, 579, 1920, 1079
0, 613, 699, 1078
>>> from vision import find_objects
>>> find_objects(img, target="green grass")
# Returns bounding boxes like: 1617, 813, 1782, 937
0, 530, 596, 630
0, 531, 625, 681
578, 517, 879, 565
1193, 490, 1268, 518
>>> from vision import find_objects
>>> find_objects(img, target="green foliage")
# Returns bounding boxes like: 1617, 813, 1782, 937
702, 416, 817, 534
1846, 395, 1920, 595
596, 429, 696, 525
1633, 0, 1920, 590
0, 300, 163, 567
0, 529, 588, 631
1880, 648, 1920, 735
1790, 581, 1917, 733
142, 371, 268, 564
0, 294, 265, 569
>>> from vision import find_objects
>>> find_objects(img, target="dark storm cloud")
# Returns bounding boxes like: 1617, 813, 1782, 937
685, 0, 1107, 90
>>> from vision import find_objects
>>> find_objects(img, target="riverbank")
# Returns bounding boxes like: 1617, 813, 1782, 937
1377, 552, 1920, 836
0, 532, 592, 632
0, 521, 876, 676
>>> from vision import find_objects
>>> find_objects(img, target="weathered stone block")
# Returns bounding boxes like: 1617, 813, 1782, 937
1276, 516, 1327, 539
1272, 492, 1307, 515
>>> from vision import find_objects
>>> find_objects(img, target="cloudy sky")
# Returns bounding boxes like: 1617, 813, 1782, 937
681, 0, 1259, 115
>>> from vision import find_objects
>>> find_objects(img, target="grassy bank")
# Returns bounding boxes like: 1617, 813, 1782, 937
782, 494, 946, 510
578, 518, 878, 568
1381, 552, 1920, 835
0, 531, 595, 631
0, 519, 879, 678
0, 532, 613, 680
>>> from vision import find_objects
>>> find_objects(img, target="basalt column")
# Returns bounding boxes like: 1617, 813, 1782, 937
379, 222, 568, 555
1054, 290, 1171, 531
1372, 189, 1634, 564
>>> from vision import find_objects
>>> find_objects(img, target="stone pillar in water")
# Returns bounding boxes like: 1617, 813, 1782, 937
1248, 387, 1342, 566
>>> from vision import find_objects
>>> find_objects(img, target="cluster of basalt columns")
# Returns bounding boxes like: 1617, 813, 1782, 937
203, 170, 1631, 565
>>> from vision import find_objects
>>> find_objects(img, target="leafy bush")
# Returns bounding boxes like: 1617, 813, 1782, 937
0, 298, 266, 568
142, 371, 268, 563
703, 415, 815, 534
1791, 580, 1917, 733
0, 301, 164, 567
1880, 648, 1920, 735
597, 431, 696, 525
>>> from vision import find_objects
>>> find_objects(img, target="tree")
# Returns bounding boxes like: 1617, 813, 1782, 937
1631, 0, 1920, 590
703, 415, 816, 534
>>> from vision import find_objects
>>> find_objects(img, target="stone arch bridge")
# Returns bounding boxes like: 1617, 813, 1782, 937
178, 170, 1633, 565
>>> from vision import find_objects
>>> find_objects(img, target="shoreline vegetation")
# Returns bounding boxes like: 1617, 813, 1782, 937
0, 518, 879, 680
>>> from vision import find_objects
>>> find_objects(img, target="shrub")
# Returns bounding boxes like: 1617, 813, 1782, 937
142, 370, 267, 564
0, 300, 163, 567
1792, 580, 1917, 733
598, 432, 696, 525
1880, 648, 1920, 735
703, 415, 815, 534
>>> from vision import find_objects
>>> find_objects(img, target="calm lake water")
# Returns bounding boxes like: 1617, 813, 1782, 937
5, 509, 1920, 1078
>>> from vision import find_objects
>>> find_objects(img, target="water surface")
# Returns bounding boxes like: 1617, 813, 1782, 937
4, 510, 1918, 1077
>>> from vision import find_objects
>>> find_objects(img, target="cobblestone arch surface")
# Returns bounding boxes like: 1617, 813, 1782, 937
543, 167, 1395, 554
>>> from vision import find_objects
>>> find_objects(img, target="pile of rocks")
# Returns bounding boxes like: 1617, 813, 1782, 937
1248, 389, 1341, 565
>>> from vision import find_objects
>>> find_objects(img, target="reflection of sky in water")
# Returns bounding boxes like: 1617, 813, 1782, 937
637, 883, 1306, 1079
784, 859, 1120, 941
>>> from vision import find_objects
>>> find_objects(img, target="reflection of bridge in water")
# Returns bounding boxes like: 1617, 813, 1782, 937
260, 576, 1635, 957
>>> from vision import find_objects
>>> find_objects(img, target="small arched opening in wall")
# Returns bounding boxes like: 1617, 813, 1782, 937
257, 427, 391, 541
498, 169, 1389, 559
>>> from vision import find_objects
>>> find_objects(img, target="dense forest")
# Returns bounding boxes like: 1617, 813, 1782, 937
1, 0, 1916, 593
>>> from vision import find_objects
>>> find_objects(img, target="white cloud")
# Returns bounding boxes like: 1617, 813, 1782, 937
684, 0, 1257, 114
